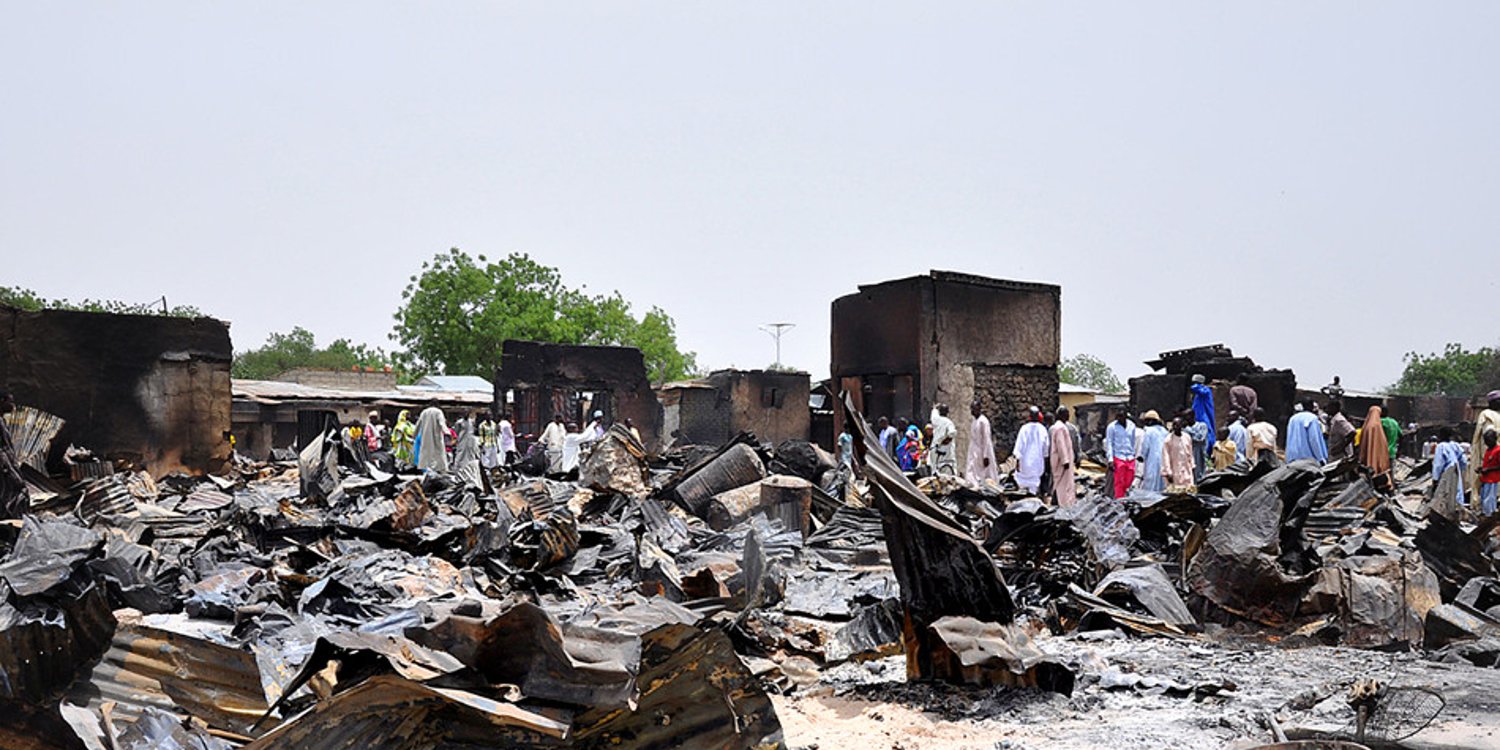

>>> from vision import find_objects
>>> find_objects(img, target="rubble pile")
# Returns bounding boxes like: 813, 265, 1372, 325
0, 399, 1497, 749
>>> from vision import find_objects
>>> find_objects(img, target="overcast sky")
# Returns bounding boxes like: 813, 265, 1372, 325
5, 3, 1498, 392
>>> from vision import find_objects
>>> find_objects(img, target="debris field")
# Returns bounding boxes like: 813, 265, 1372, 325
1, 396, 1498, 750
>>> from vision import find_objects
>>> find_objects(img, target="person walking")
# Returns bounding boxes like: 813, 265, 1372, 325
1471, 392, 1500, 487
1286, 399, 1328, 464
1137, 411, 1168, 493
1162, 417, 1197, 492
1325, 401, 1356, 461
1013, 406, 1050, 495
1049, 407, 1077, 507
1357, 405, 1392, 484
1104, 410, 1140, 499
965, 403, 999, 484
928, 404, 958, 476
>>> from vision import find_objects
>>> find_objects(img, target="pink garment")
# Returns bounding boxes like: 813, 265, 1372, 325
1049, 421, 1076, 507
1163, 432, 1196, 488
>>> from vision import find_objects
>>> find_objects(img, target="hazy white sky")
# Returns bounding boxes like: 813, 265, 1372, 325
5, 2, 1499, 391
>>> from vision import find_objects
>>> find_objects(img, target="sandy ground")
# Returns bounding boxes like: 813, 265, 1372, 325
770, 632, 1500, 750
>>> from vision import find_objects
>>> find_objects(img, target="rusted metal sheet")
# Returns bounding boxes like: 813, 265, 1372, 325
242, 674, 572, 750
924, 616, 1074, 694
841, 393, 1016, 682
579, 424, 650, 499
571, 623, 783, 749
2, 405, 65, 473
1185, 462, 1322, 626
66, 618, 271, 736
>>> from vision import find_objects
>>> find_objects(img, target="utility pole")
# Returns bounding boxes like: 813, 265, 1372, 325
759, 323, 795, 370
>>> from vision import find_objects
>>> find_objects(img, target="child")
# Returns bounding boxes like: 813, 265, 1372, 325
1479, 429, 1500, 516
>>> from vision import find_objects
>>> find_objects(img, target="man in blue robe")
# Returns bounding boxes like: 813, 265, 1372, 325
1137, 410, 1169, 494
1189, 374, 1216, 454
1226, 410, 1250, 463
1285, 398, 1328, 464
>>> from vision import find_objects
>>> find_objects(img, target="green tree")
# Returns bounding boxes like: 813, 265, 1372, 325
1390, 343, 1497, 396
1, 286, 202, 317
1059, 353, 1124, 393
391, 249, 698, 383
233, 327, 391, 380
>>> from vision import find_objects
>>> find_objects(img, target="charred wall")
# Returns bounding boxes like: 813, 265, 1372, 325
0, 307, 232, 476
707, 369, 810, 446
494, 340, 663, 450
965, 364, 1059, 460
660, 371, 811, 447
1129, 370, 1296, 442
830, 271, 1062, 460
660, 386, 725, 446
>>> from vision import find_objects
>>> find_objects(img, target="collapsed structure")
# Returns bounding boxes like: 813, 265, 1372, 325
658, 369, 811, 448
0, 306, 232, 477
495, 340, 664, 451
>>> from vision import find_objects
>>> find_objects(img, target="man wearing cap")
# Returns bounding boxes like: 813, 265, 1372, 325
1189, 374, 1216, 457
1104, 409, 1139, 499
928, 403, 958, 476
965, 402, 999, 484
1472, 392, 1500, 488
584, 410, 606, 443
1013, 406, 1049, 495
1137, 410, 1168, 493
1286, 398, 1329, 464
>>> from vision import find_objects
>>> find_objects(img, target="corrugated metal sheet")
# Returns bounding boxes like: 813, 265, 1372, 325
233, 379, 491, 406
0, 576, 116, 706
3, 405, 65, 472
241, 674, 571, 750
65, 619, 271, 736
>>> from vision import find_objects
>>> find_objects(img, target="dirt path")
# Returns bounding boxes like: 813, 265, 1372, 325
772, 633, 1500, 750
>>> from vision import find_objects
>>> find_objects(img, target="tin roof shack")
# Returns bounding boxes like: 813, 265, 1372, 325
1129, 344, 1296, 443
0, 306, 231, 476
659, 369, 811, 448
231, 380, 490, 461
831, 271, 1060, 465
494, 340, 663, 451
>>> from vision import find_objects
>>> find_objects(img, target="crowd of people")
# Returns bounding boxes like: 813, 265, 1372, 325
347, 406, 645, 481
855, 375, 1500, 518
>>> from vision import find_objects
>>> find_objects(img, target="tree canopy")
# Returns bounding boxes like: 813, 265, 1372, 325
1059, 353, 1124, 393
1, 286, 202, 317
391, 249, 698, 383
232, 327, 392, 380
1389, 343, 1500, 397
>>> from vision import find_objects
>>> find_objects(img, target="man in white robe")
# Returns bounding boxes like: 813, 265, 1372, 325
927, 404, 958, 476
965, 403, 999, 483
540, 415, 567, 473
1013, 406, 1049, 494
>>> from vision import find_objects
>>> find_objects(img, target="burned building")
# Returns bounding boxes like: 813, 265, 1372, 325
831, 271, 1060, 463
659, 369, 811, 447
1129, 344, 1297, 440
0, 306, 232, 476
494, 340, 663, 450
